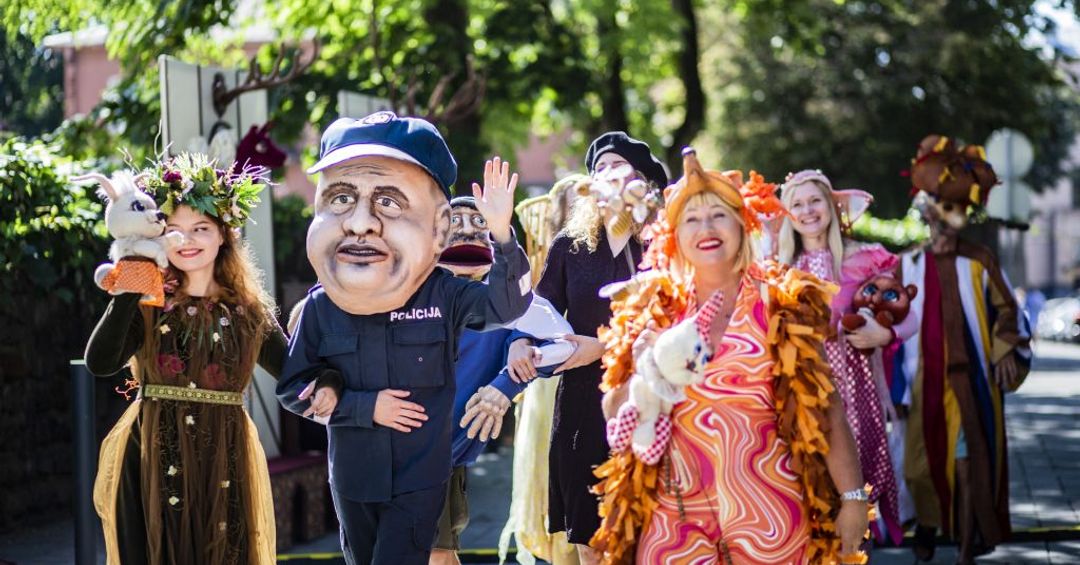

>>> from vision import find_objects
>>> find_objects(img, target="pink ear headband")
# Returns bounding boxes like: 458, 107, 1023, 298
782, 170, 874, 234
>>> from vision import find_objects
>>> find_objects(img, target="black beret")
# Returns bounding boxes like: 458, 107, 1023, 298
585, 131, 669, 188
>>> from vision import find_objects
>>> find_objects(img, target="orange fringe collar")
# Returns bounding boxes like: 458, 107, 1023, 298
590, 262, 869, 564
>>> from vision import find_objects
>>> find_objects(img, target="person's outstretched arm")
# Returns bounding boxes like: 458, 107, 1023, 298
85, 293, 145, 376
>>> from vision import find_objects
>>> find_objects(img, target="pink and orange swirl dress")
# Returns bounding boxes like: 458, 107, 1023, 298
637, 278, 810, 564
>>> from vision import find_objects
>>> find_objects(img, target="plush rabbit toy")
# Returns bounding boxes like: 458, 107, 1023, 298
607, 290, 725, 464
76, 171, 183, 307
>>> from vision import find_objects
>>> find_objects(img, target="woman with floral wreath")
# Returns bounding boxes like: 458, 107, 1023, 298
84, 155, 341, 564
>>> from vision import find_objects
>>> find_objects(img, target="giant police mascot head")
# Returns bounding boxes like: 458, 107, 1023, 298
437, 196, 494, 281
306, 112, 455, 314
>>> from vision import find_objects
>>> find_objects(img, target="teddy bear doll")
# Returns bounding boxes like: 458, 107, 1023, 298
841, 274, 918, 352
76, 171, 184, 307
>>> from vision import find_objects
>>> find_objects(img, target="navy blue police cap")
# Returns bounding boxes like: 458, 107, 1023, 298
307, 111, 457, 199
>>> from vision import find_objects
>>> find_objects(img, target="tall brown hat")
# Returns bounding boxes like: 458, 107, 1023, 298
910, 134, 998, 207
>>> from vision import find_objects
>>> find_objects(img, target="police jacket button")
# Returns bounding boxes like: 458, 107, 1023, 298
418, 356, 424, 362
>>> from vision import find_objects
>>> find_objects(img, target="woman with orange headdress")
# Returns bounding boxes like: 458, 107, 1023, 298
594, 149, 869, 564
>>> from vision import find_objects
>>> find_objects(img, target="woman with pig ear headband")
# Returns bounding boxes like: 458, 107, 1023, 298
777, 169, 919, 548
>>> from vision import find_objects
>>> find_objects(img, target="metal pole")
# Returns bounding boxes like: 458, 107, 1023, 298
1005, 133, 1016, 284
1046, 210, 1056, 291
71, 360, 96, 565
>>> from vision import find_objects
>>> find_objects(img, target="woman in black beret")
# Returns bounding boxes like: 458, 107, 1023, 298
507, 131, 667, 563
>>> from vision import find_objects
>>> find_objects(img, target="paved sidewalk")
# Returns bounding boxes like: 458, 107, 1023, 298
286, 340, 1080, 564
871, 340, 1080, 563
2, 341, 1078, 564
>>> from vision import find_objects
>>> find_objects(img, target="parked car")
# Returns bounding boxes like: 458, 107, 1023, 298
1036, 296, 1080, 342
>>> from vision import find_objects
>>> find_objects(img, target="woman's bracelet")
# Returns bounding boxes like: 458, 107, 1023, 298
840, 487, 869, 503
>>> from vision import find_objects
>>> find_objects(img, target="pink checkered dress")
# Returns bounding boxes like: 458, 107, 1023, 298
795, 248, 902, 545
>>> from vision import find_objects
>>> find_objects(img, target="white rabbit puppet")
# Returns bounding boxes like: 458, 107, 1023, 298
75, 172, 183, 301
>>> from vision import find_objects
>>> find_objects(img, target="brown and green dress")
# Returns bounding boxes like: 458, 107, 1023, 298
86, 292, 300, 564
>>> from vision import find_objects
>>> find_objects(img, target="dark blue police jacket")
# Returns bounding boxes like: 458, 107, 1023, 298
277, 235, 532, 503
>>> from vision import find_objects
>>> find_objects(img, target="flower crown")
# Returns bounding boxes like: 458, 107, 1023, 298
139, 153, 266, 229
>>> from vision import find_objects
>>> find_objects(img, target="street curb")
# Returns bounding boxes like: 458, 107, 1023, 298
277, 527, 1080, 563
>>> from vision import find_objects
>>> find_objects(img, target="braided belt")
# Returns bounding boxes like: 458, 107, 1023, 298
141, 383, 243, 406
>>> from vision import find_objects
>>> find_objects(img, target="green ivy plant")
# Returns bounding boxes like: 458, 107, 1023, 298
0, 137, 108, 310
271, 193, 315, 283
850, 207, 930, 251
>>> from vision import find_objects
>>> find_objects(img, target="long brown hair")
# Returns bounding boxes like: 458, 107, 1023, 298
127, 211, 277, 564
169, 222, 274, 314
134, 214, 276, 388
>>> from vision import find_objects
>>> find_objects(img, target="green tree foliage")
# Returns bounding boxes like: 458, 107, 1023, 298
850, 209, 930, 250
3, 0, 1078, 212
0, 138, 109, 531
271, 193, 315, 283
704, 0, 1080, 217
264, 0, 701, 183
0, 137, 107, 308
2, 0, 706, 182
0, 28, 63, 137
546, 0, 705, 166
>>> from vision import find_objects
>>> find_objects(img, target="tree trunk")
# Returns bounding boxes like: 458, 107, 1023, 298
665, 0, 706, 174
424, 0, 486, 190
598, 9, 629, 133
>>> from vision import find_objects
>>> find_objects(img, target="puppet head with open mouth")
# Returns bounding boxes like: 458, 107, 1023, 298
439, 196, 494, 279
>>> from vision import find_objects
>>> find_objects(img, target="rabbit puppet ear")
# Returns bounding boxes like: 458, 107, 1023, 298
72, 173, 118, 202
